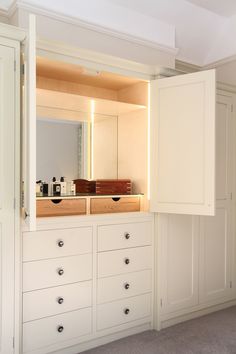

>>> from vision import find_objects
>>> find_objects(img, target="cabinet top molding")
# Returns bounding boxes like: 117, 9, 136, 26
0, 22, 26, 42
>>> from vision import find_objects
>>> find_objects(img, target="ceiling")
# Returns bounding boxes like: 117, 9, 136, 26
186, 0, 236, 17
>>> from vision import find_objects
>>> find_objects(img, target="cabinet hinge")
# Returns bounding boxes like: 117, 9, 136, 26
21, 63, 25, 76
14, 60, 16, 72
230, 281, 233, 289
231, 104, 234, 113
13, 337, 14, 348
230, 192, 233, 200
21, 181, 25, 208
13, 198, 16, 210
160, 299, 163, 307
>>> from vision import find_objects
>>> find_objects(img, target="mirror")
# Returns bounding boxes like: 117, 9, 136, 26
36, 112, 118, 183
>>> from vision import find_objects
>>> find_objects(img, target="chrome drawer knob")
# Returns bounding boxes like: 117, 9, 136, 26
124, 283, 130, 290
124, 233, 130, 240
58, 268, 64, 276
58, 240, 64, 247
124, 258, 130, 265
124, 308, 130, 315
57, 297, 64, 304
57, 325, 64, 333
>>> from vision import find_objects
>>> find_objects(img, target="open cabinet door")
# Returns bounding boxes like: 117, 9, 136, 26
22, 15, 36, 230
150, 70, 215, 215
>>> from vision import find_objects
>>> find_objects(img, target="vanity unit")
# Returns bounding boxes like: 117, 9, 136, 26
0, 12, 235, 354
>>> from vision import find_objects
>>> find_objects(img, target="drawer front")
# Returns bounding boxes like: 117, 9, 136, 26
90, 197, 140, 214
23, 281, 92, 322
98, 246, 152, 278
23, 254, 92, 292
36, 198, 86, 217
23, 227, 92, 262
97, 222, 152, 251
97, 293, 151, 331
23, 307, 92, 353
97, 270, 152, 304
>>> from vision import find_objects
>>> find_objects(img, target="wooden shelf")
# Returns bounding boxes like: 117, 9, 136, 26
37, 88, 146, 121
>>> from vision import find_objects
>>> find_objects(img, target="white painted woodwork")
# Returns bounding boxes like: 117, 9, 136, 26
97, 293, 151, 331
24, 15, 36, 230
150, 70, 216, 215
23, 307, 92, 353
23, 254, 92, 291
23, 227, 92, 261
98, 246, 152, 278
23, 280, 92, 322
160, 214, 199, 314
0, 42, 15, 354
97, 222, 152, 251
37, 88, 145, 119
199, 94, 233, 304
97, 270, 152, 304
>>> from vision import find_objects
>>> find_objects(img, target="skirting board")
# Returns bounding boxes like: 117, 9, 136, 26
160, 298, 236, 329
52, 323, 152, 354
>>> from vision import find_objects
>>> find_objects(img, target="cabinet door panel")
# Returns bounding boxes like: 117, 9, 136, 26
23, 15, 36, 230
199, 93, 233, 304
199, 206, 231, 303
150, 70, 215, 215
0, 43, 15, 354
160, 214, 199, 314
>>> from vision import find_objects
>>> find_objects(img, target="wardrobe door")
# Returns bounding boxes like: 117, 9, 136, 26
150, 70, 215, 216
199, 94, 233, 304
0, 43, 16, 354
22, 14, 36, 230
159, 214, 199, 314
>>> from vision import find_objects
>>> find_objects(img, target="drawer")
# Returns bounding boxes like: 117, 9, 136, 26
97, 270, 152, 304
23, 254, 92, 292
90, 197, 140, 214
23, 280, 92, 322
97, 222, 152, 251
36, 198, 86, 217
98, 246, 152, 278
23, 307, 92, 353
23, 227, 92, 262
97, 293, 151, 331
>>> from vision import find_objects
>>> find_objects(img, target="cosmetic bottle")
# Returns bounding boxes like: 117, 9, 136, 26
60, 177, 67, 195
36, 180, 43, 196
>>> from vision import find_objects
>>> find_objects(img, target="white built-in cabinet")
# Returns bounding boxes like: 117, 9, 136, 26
159, 92, 235, 325
0, 37, 20, 354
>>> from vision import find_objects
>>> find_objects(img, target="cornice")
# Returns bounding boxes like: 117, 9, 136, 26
9, 0, 178, 56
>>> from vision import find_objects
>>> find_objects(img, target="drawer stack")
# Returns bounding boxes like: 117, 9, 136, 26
22, 227, 93, 353
97, 222, 152, 331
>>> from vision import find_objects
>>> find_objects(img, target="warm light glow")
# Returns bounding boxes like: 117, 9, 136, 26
90, 100, 95, 180
147, 82, 151, 200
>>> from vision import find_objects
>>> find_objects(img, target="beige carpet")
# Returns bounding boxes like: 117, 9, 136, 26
82, 306, 236, 354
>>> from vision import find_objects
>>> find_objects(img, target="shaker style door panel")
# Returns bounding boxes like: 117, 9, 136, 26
199, 205, 232, 304
160, 214, 199, 314
199, 93, 233, 304
150, 70, 215, 215
0, 43, 15, 354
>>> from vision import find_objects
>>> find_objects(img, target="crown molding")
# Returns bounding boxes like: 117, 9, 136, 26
0, 7, 9, 21
10, 0, 178, 56
203, 54, 236, 69
175, 59, 201, 73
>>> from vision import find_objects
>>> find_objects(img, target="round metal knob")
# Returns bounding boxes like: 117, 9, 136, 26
124, 233, 130, 240
57, 297, 64, 304
58, 240, 64, 247
124, 258, 130, 265
124, 283, 130, 290
57, 325, 64, 333
124, 308, 130, 315
58, 268, 64, 276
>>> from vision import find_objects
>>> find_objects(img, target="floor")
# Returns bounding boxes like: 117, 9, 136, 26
82, 306, 236, 354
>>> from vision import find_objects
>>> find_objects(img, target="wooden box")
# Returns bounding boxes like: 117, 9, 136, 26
96, 179, 132, 195
90, 197, 140, 214
36, 198, 86, 217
